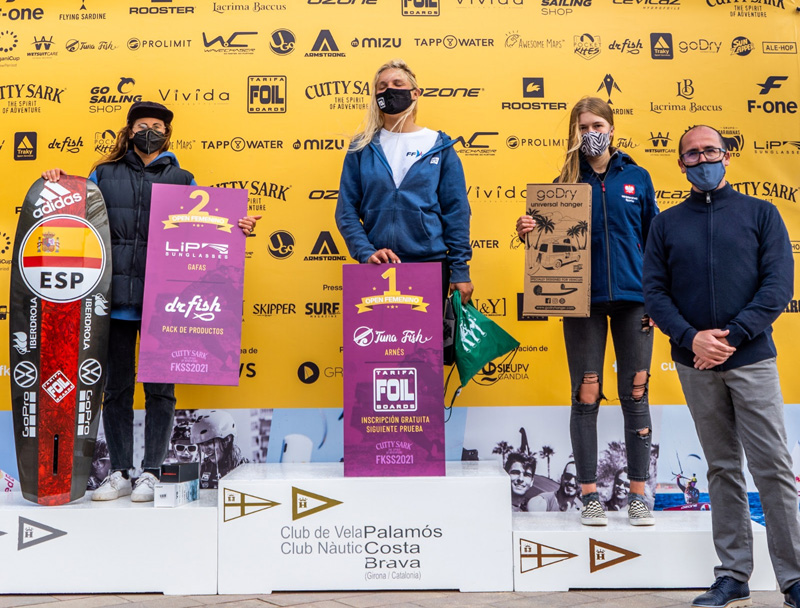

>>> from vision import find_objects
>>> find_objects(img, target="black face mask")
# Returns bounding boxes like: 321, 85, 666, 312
375, 88, 414, 115
131, 128, 167, 155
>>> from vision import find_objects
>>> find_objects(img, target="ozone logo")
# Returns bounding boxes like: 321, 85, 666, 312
19, 215, 106, 303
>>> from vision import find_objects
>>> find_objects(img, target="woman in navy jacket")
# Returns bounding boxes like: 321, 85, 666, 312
516, 97, 659, 527
335, 59, 473, 304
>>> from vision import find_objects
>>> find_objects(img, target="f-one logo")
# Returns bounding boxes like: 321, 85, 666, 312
34, 181, 82, 219
20, 216, 106, 303
248, 75, 287, 114
748, 76, 796, 114
402, 0, 439, 16
374, 367, 417, 412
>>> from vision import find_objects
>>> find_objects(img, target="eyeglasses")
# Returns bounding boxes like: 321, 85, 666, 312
173, 444, 198, 453
679, 147, 726, 165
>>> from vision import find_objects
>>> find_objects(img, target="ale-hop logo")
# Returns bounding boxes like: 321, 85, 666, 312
164, 295, 221, 321
355, 267, 429, 313
162, 190, 233, 232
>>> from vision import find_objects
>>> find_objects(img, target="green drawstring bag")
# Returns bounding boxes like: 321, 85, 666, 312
451, 293, 520, 388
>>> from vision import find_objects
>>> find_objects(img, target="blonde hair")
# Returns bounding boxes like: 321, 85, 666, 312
349, 59, 420, 152
90, 121, 172, 173
557, 97, 614, 184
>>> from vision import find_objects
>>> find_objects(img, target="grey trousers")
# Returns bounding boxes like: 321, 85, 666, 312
676, 358, 800, 592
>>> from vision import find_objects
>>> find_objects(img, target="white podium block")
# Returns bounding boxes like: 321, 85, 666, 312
0, 489, 218, 595
513, 511, 775, 591
218, 461, 512, 593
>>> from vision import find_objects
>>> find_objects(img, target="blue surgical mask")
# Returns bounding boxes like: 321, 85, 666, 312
685, 160, 726, 192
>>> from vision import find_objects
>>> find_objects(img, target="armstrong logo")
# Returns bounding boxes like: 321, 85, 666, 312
248, 75, 286, 114
94, 129, 116, 155
650, 33, 673, 59
747, 76, 796, 115
574, 33, 600, 60
89, 77, 141, 114
502, 78, 567, 112
731, 36, 753, 56
613, 0, 679, 8
506, 135, 567, 149
269, 29, 295, 55
28, 35, 56, 58
0, 5, 44, 21
719, 127, 744, 157
505, 31, 564, 50
644, 132, 675, 155
305, 302, 341, 318
753, 139, 800, 155
415, 34, 494, 48
212, 179, 289, 211
306, 29, 345, 57
127, 37, 191, 50
706, 0, 785, 17
48, 136, 83, 154
351, 36, 401, 49
292, 138, 346, 151
731, 181, 797, 204
202, 31, 256, 54
268, 231, 294, 259
402, 0, 439, 16
304, 231, 346, 261
130, 0, 196, 15
252, 302, 296, 317
472, 297, 506, 316
541, 0, 591, 15
608, 38, 642, 54
14, 132, 36, 160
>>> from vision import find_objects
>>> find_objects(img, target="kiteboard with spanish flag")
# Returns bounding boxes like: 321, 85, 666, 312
9, 176, 111, 505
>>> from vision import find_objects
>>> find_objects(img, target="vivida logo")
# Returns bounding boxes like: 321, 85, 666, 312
34, 181, 82, 218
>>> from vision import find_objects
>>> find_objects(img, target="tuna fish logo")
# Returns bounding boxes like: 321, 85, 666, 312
12, 332, 28, 355
93, 293, 109, 316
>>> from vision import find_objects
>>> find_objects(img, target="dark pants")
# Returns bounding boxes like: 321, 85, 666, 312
563, 301, 653, 484
103, 319, 176, 474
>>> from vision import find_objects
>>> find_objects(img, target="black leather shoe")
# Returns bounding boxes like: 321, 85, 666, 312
691, 576, 751, 608
785, 581, 800, 608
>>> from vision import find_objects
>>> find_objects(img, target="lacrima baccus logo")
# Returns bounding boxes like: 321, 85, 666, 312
402, 0, 439, 16
248, 75, 286, 114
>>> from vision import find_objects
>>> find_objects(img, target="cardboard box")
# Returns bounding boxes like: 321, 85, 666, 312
523, 183, 592, 318
154, 479, 199, 508
160, 462, 199, 483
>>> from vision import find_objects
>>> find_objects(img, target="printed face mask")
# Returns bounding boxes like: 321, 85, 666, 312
131, 128, 167, 155
580, 131, 611, 157
375, 88, 414, 115
685, 160, 726, 192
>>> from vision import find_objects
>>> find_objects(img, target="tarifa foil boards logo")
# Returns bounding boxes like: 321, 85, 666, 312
18, 517, 67, 550
223, 489, 279, 522
163, 189, 233, 232
356, 267, 429, 313
292, 487, 342, 521
589, 538, 640, 573
519, 539, 577, 572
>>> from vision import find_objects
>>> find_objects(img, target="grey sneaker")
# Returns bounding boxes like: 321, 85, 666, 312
131, 472, 158, 503
91, 471, 132, 501
580, 499, 608, 526
628, 498, 656, 526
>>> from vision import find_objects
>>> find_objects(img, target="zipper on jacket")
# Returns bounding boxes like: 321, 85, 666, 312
130, 165, 146, 306
706, 191, 718, 328
601, 178, 613, 301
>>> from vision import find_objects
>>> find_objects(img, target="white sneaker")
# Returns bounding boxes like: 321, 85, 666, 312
91, 471, 132, 501
580, 499, 608, 526
131, 472, 158, 503
628, 499, 656, 526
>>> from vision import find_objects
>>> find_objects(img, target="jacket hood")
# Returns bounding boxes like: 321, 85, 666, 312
579, 148, 638, 174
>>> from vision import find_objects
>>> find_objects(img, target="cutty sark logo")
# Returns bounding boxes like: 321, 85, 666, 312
163, 189, 233, 232
356, 267, 429, 313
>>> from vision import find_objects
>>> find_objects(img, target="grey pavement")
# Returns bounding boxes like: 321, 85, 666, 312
0, 590, 790, 608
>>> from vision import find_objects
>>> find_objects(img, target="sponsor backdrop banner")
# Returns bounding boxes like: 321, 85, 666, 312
0, 3, 797, 429
342, 263, 444, 477
138, 184, 248, 385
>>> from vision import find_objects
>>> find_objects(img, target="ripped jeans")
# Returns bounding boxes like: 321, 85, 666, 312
564, 301, 653, 484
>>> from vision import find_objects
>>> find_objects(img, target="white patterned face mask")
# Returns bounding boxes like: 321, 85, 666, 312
580, 131, 611, 157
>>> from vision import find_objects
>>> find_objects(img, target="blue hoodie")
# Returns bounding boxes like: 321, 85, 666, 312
335, 130, 472, 283
578, 150, 658, 304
